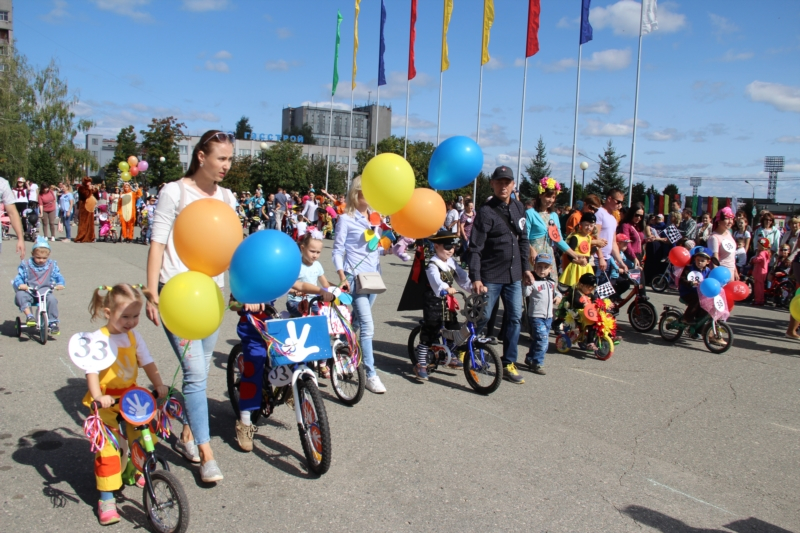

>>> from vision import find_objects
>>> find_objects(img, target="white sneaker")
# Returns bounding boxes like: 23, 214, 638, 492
365, 375, 386, 394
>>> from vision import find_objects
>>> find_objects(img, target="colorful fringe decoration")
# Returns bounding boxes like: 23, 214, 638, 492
83, 405, 120, 454
595, 298, 618, 339
155, 396, 184, 440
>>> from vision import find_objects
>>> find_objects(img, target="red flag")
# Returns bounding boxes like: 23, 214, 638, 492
526, 0, 541, 57
408, 0, 417, 80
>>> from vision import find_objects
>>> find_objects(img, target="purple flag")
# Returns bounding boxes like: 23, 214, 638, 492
579, 0, 593, 45
378, 0, 387, 86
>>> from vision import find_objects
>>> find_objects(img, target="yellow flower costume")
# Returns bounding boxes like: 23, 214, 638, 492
559, 233, 594, 287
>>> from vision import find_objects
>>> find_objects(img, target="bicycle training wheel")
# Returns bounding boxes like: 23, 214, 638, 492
406, 325, 421, 365
463, 344, 502, 395
296, 376, 332, 475
144, 469, 190, 533
329, 344, 365, 406
628, 301, 657, 332
658, 311, 683, 342
650, 275, 668, 293
595, 334, 614, 361
14, 317, 21, 338
39, 311, 48, 345
703, 321, 733, 354
225, 343, 262, 425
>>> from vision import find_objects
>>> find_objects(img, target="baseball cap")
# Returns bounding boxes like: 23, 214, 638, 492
534, 253, 553, 265
615, 234, 631, 243
490, 166, 514, 181
580, 212, 596, 224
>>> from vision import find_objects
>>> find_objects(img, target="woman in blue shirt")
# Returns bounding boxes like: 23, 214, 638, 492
58, 183, 74, 241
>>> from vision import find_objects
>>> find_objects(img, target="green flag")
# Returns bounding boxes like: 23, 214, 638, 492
332, 10, 343, 96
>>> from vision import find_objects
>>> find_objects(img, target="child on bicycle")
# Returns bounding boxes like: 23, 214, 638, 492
523, 253, 561, 375
13, 237, 65, 334
413, 230, 471, 381
557, 273, 601, 347
81, 284, 170, 526
678, 247, 712, 326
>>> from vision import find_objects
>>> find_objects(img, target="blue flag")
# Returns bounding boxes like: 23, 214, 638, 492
579, 0, 593, 45
378, 0, 387, 86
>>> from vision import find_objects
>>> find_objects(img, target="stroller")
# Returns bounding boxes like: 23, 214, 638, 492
21, 208, 38, 242
0, 204, 10, 240
97, 205, 114, 243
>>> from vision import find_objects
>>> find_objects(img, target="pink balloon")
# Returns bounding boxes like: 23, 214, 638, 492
137, 161, 149, 172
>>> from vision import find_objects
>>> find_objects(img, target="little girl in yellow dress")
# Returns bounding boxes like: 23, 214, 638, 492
559, 211, 596, 288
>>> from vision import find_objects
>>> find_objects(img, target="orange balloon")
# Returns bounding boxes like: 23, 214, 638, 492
390, 188, 446, 239
173, 199, 243, 276
127, 155, 139, 168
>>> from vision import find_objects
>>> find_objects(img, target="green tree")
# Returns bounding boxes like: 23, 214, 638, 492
27, 147, 60, 186
586, 140, 626, 199
283, 123, 317, 145
663, 183, 680, 198
520, 136, 552, 201
248, 151, 270, 192
355, 135, 435, 189
307, 157, 348, 195
264, 141, 308, 192
223, 155, 252, 194
0, 51, 33, 179
234, 116, 253, 140
104, 125, 138, 185
630, 182, 646, 206
140, 117, 186, 187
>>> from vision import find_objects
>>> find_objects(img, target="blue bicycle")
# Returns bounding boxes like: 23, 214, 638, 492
406, 292, 502, 395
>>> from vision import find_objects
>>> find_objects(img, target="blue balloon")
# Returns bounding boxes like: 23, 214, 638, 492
230, 230, 301, 304
428, 136, 484, 190
708, 267, 731, 287
699, 278, 722, 298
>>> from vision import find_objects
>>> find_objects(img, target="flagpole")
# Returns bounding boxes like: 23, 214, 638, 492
375, 87, 380, 156
569, 44, 583, 208
325, 93, 334, 191
348, 89, 354, 187
436, 71, 444, 145
404, 79, 410, 158
474, 64, 484, 200
627, 0, 645, 208
516, 57, 529, 190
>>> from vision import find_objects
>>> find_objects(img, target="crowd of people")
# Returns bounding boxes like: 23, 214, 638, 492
1, 129, 799, 527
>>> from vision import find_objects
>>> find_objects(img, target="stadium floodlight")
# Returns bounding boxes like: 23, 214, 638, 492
764, 156, 784, 201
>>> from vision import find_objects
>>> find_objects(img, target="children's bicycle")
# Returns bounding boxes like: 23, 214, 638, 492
555, 302, 617, 360
227, 309, 333, 475
14, 284, 59, 345
406, 292, 503, 395
658, 304, 733, 354
650, 260, 676, 293
610, 269, 657, 332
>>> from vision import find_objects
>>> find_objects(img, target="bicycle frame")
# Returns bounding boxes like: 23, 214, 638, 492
289, 365, 318, 425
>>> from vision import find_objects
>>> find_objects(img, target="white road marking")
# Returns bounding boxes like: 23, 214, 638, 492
440, 396, 515, 425
646, 478, 735, 516
59, 356, 76, 377
770, 422, 800, 432
571, 368, 629, 384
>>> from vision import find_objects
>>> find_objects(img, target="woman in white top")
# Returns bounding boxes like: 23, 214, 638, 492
301, 195, 319, 228
145, 130, 237, 483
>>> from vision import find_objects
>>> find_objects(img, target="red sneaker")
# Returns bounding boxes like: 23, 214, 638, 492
98, 499, 120, 526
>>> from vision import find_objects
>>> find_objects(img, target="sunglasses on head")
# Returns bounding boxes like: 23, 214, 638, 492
204, 132, 235, 145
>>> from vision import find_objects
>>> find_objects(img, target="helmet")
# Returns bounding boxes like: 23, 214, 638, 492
691, 247, 712, 260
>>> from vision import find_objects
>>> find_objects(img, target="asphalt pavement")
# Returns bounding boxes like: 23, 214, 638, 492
0, 230, 798, 533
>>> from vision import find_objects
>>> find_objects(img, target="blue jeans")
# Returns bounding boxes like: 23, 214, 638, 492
350, 290, 378, 378
526, 316, 552, 367
61, 211, 72, 240
475, 281, 522, 366
267, 219, 276, 230
286, 299, 319, 317
158, 283, 220, 446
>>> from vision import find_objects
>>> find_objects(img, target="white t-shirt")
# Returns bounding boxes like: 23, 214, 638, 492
288, 260, 325, 302
0, 178, 15, 205
595, 207, 617, 259
296, 221, 308, 237
28, 183, 38, 202
444, 208, 459, 234
85, 329, 154, 375
302, 200, 319, 223
151, 180, 237, 288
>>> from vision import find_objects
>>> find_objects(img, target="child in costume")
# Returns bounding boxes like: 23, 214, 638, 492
559, 212, 596, 289
413, 230, 471, 381
557, 273, 602, 347
117, 183, 142, 243
523, 253, 561, 374
82, 284, 169, 526
678, 247, 712, 325
751, 237, 772, 306
13, 237, 65, 334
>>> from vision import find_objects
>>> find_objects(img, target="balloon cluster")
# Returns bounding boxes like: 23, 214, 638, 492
361, 136, 483, 240
118, 156, 148, 182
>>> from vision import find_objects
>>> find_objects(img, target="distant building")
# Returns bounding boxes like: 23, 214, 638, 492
0, 0, 13, 70
281, 103, 391, 151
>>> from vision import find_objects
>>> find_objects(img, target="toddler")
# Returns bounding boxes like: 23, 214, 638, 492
735, 238, 747, 278
557, 273, 600, 348
559, 212, 596, 289
13, 237, 65, 334
523, 253, 561, 375
678, 247, 712, 325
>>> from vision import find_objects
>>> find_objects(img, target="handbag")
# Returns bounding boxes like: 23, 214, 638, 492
355, 272, 386, 294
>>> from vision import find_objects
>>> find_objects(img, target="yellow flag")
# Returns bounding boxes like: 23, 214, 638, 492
481, 0, 494, 66
352, 0, 361, 89
441, 0, 453, 72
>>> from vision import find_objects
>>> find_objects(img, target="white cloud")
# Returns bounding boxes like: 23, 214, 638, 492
644, 128, 685, 141
692, 80, 731, 103
213, 50, 232, 60
582, 118, 647, 137
709, 13, 738, 41
478, 124, 512, 148
551, 145, 576, 157
41, 0, 70, 23
645, 150, 664, 155
745, 81, 800, 112
182, 0, 229, 11
556, 16, 576, 29
580, 100, 614, 114
90, 0, 152, 22
79, 100, 220, 138
276, 28, 293, 39
777, 136, 800, 144
391, 115, 436, 130
720, 49, 753, 62
527, 105, 553, 113
513, 58, 525, 67
544, 49, 631, 72
299, 100, 351, 111
485, 57, 504, 70
204, 60, 229, 73
591, 1, 686, 36
265, 59, 301, 71
331, 71, 435, 102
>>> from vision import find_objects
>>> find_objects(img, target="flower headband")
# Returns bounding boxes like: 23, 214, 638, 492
537, 177, 562, 195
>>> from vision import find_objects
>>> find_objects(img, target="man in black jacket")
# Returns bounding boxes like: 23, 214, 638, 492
468, 166, 534, 384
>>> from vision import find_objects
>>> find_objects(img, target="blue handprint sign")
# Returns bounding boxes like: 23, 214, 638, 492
119, 387, 157, 426
267, 316, 332, 367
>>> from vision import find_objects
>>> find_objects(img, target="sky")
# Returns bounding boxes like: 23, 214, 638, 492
13, 0, 800, 200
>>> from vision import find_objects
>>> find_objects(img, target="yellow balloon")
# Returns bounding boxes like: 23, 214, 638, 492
361, 153, 415, 215
791, 295, 800, 322
160, 271, 225, 340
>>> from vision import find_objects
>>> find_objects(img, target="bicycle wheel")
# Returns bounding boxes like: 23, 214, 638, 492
628, 301, 657, 332
14, 317, 21, 338
594, 334, 614, 361
463, 344, 502, 395
406, 325, 421, 365
658, 311, 684, 342
329, 344, 365, 406
225, 344, 263, 425
650, 275, 668, 293
296, 376, 332, 475
555, 334, 571, 353
144, 469, 190, 533
39, 311, 48, 345
703, 321, 733, 354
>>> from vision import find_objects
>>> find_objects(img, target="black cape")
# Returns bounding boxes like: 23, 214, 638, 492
397, 246, 427, 312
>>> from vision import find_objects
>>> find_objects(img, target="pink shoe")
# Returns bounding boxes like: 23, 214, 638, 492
98, 499, 120, 525
134, 472, 145, 488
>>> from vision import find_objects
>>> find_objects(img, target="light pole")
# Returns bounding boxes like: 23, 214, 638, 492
745, 180, 756, 217
580, 161, 589, 192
